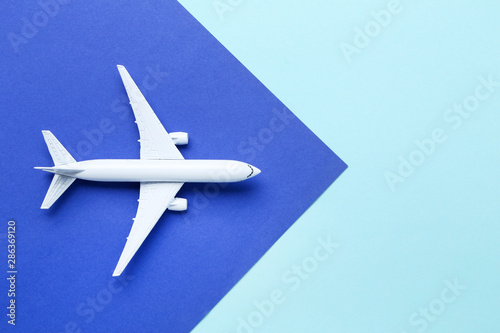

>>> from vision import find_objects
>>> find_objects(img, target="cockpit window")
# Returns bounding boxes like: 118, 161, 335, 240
247, 165, 254, 178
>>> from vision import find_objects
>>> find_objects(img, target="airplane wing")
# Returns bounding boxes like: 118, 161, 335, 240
117, 65, 184, 160
112, 182, 184, 277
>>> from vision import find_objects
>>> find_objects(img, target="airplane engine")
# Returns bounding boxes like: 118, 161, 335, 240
169, 132, 188, 145
168, 198, 187, 211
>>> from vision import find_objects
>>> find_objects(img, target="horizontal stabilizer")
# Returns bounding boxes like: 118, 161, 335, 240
41, 174, 76, 209
42, 130, 76, 166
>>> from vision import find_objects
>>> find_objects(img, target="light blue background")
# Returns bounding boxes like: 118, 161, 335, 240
179, 1, 500, 332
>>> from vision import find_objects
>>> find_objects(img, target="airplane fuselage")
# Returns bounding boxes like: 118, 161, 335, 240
42, 159, 258, 183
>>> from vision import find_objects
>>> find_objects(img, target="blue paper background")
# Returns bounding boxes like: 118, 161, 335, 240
0, 1, 346, 332
179, 1, 500, 333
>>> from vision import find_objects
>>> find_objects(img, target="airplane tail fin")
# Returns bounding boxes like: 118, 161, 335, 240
37, 131, 77, 209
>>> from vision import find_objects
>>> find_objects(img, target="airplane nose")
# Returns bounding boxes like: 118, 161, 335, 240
247, 164, 261, 178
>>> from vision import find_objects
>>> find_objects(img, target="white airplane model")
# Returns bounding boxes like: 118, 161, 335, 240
36, 65, 261, 276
